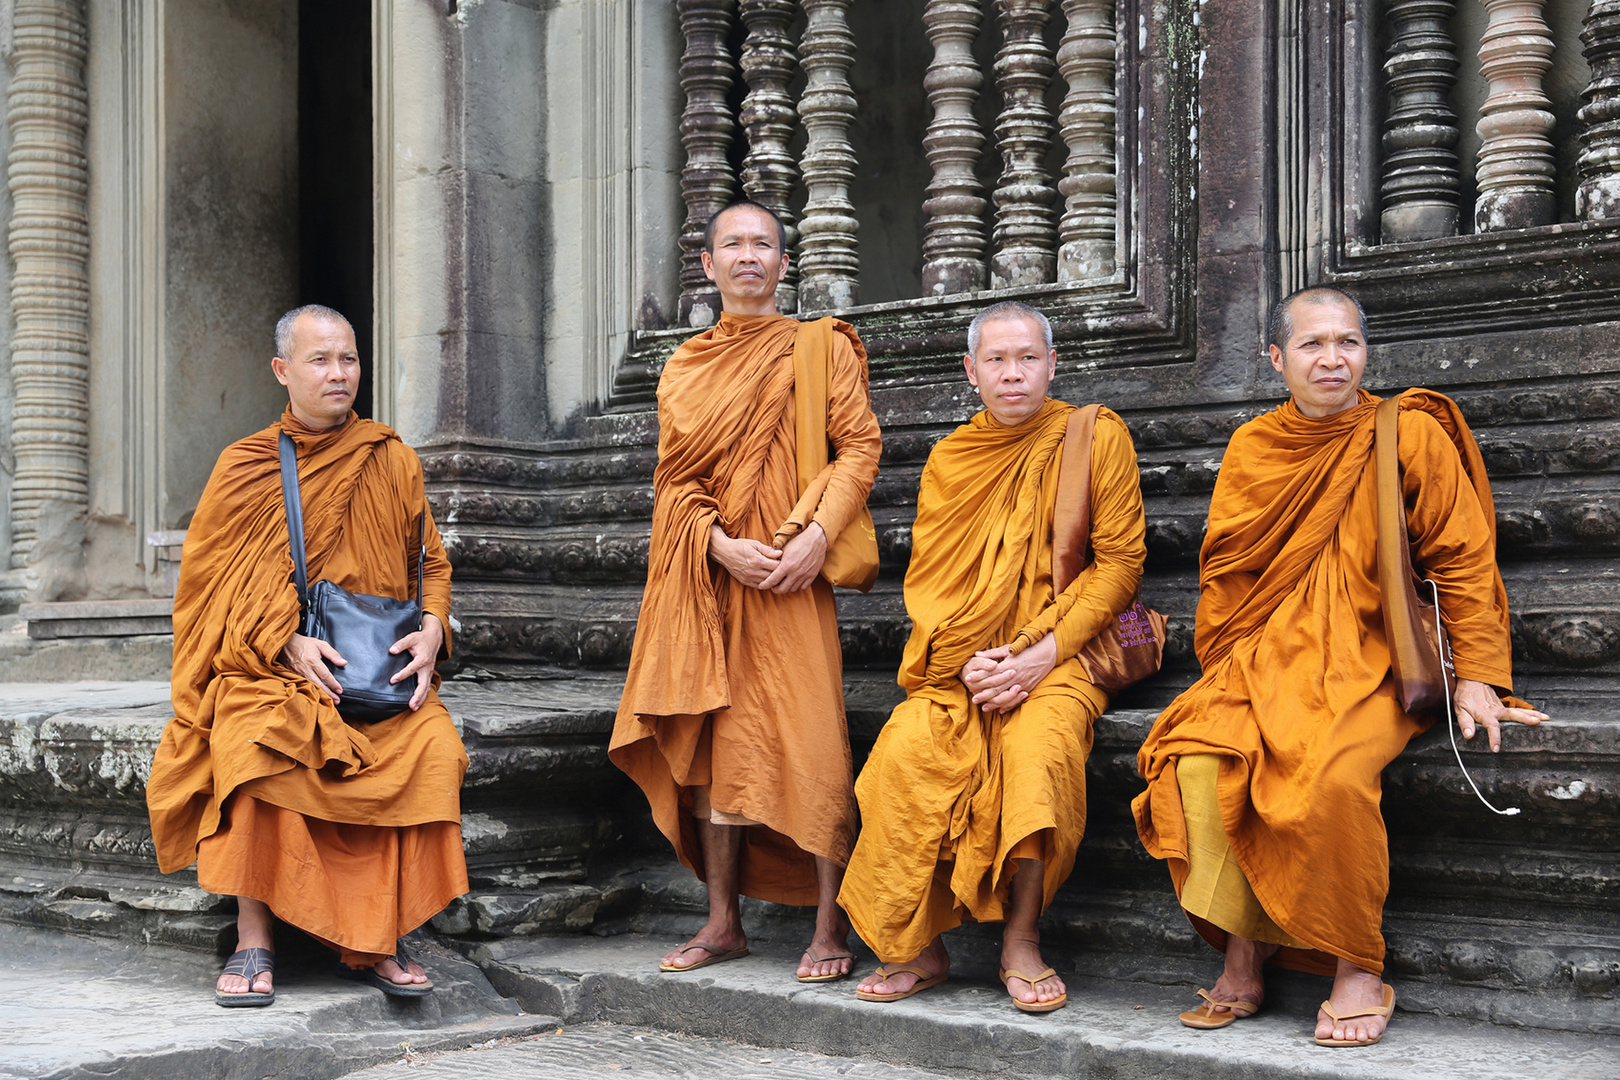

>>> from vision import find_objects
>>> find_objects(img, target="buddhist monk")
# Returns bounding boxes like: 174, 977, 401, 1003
841, 301, 1148, 1013
610, 201, 882, 981
1133, 285, 1546, 1045
146, 305, 468, 1006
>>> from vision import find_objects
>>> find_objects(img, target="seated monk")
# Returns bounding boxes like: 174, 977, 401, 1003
1133, 285, 1546, 1046
146, 304, 468, 1006
840, 300, 1148, 1012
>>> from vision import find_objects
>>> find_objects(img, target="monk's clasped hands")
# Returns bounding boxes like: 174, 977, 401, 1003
960, 634, 1060, 714
710, 521, 826, 594
1451, 677, 1548, 752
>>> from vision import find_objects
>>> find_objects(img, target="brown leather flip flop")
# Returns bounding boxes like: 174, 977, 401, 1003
1001, 966, 1068, 1013
659, 941, 750, 973
797, 948, 855, 983
1314, 984, 1396, 1047
854, 962, 947, 1002
1179, 987, 1261, 1029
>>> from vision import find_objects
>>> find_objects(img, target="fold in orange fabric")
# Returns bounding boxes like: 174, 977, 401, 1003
146, 408, 468, 952
1134, 389, 1520, 975
840, 400, 1146, 962
610, 313, 882, 905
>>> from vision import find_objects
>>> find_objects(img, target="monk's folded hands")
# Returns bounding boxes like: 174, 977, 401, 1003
761, 521, 827, 594
1451, 677, 1548, 753
708, 522, 783, 588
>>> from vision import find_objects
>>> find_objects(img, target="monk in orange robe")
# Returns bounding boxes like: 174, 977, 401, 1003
1134, 286, 1546, 1046
610, 201, 882, 980
841, 301, 1147, 1012
147, 305, 467, 1006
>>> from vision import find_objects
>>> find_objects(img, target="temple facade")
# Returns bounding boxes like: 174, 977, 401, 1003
0, 0, 1616, 1032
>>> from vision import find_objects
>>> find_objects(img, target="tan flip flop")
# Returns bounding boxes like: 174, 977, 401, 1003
797, 948, 855, 983
855, 962, 947, 1002
1315, 984, 1395, 1047
1001, 966, 1068, 1013
658, 941, 750, 972
1179, 987, 1262, 1029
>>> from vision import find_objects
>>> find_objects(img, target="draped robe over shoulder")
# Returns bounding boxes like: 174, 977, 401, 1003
840, 400, 1146, 962
146, 409, 468, 962
1133, 389, 1519, 975
610, 312, 882, 905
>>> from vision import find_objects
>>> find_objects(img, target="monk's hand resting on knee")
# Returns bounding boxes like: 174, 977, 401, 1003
280, 632, 347, 703
389, 612, 446, 711
760, 522, 827, 594
709, 523, 782, 588
960, 635, 1059, 714
1452, 677, 1548, 753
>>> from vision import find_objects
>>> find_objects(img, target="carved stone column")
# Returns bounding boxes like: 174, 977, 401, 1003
1474, 0, 1557, 232
797, 0, 859, 311
677, 0, 739, 328
1055, 0, 1115, 281
1379, 0, 1462, 242
990, 0, 1059, 289
1577, 0, 1620, 220
7, 0, 91, 569
739, 0, 800, 313
921, 0, 988, 297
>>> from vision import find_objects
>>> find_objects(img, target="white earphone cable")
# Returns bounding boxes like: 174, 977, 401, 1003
1428, 578, 1520, 816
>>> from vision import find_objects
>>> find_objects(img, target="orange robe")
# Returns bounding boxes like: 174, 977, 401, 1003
840, 400, 1146, 962
1133, 389, 1519, 975
610, 312, 882, 905
146, 409, 469, 964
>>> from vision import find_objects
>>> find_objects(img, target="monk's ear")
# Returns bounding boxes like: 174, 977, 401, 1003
1268, 344, 1285, 374
776, 251, 789, 281
700, 249, 717, 283
271, 355, 291, 387
963, 353, 977, 387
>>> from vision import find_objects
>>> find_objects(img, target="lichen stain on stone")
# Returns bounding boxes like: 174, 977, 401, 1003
1548, 779, 1589, 800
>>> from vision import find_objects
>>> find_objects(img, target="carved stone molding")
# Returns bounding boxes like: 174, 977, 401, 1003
1577, 0, 1620, 221
1474, 0, 1557, 232
1056, 0, 1116, 281
1379, 0, 1462, 242
6, 0, 91, 569
797, 0, 860, 311
990, 0, 1059, 288
920, 0, 989, 297
676, 0, 739, 327
739, 0, 801, 313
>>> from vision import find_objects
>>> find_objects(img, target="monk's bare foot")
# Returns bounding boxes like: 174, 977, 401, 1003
1198, 935, 1277, 1020
660, 919, 747, 971
797, 912, 853, 980
218, 897, 275, 998
855, 936, 949, 997
1317, 962, 1392, 1044
373, 954, 429, 986
1000, 930, 1065, 1008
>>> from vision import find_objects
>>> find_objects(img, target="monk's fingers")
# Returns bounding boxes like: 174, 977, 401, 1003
303, 659, 342, 701
408, 667, 431, 711
1453, 704, 1479, 740
312, 638, 348, 667
1502, 707, 1549, 726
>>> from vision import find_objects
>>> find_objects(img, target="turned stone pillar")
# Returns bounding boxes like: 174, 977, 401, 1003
797, 0, 859, 312
920, 0, 988, 297
676, 0, 738, 328
1379, 0, 1462, 242
1055, 0, 1115, 281
739, 0, 800, 313
7, 0, 91, 569
1474, 0, 1557, 232
990, 0, 1059, 289
1577, 0, 1620, 220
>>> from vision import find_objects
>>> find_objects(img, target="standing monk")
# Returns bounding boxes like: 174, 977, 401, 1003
841, 301, 1148, 1012
147, 305, 468, 1006
1134, 286, 1545, 1046
610, 201, 882, 981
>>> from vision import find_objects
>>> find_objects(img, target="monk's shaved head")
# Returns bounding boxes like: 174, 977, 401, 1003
1268, 287, 1368, 354
704, 200, 787, 255
967, 301, 1054, 357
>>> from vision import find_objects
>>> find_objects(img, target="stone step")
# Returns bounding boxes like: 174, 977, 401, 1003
464, 933, 1620, 1080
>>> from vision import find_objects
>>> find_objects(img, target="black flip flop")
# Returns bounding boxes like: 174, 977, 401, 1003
338, 940, 435, 998
216, 946, 276, 1007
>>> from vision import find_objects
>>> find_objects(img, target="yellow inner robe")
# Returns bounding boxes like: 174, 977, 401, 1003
840, 400, 1146, 963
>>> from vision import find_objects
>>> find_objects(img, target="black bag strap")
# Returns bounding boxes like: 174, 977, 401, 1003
278, 429, 425, 621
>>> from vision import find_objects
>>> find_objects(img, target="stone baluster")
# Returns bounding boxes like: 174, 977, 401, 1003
677, 0, 739, 328
1055, 0, 1115, 281
739, 0, 801, 312
1577, 0, 1620, 220
990, 0, 1059, 289
920, 0, 988, 297
797, 0, 859, 311
1474, 0, 1556, 232
7, 0, 91, 570
1379, 0, 1462, 242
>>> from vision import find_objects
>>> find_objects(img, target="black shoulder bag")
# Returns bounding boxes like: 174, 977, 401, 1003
278, 431, 425, 722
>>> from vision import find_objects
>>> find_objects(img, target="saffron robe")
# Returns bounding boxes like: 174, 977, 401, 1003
610, 312, 882, 905
146, 409, 468, 961
1133, 389, 1519, 976
840, 400, 1146, 962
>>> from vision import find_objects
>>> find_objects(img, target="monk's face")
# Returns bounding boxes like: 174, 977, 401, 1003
701, 205, 789, 316
272, 314, 360, 430
964, 315, 1057, 426
1269, 296, 1366, 418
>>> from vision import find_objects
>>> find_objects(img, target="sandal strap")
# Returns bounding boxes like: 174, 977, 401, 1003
803, 948, 855, 964
1197, 987, 1260, 1012
873, 963, 939, 981
1319, 998, 1394, 1022
391, 940, 415, 971
1001, 967, 1057, 985
222, 947, 275, 979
